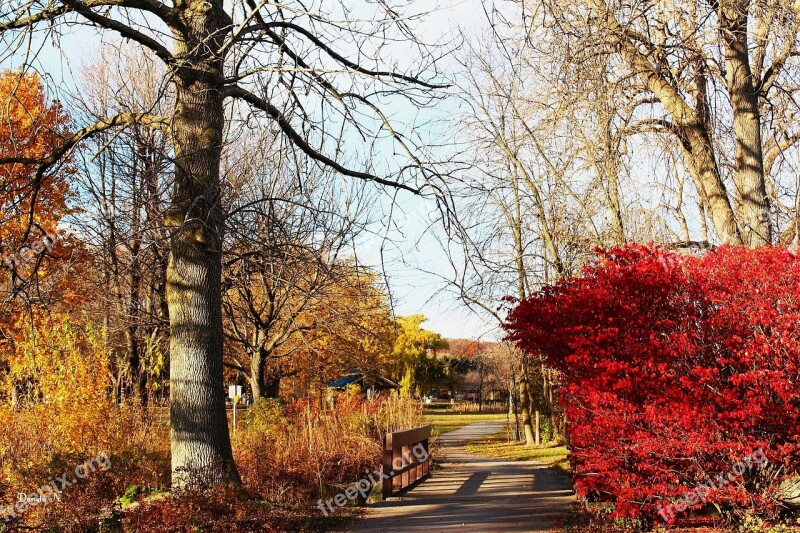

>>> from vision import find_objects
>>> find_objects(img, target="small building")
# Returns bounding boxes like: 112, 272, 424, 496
326, 368, 400, 397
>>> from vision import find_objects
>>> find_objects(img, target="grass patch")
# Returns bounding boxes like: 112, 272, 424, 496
422, 411, 509, 436
464, 427, 570, 474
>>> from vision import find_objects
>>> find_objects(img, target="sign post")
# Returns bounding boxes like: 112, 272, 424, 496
228, 385, 243, 432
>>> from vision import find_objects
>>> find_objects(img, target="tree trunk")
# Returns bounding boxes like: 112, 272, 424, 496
681, 125, 743, 245
249, 350, 263, 401
588, 0, 743, 245
167, 0, 238, 487
248, 347, 282, 400
719, 0, 771, 247
125, 326, 144, 403
511, 177, 528, 300
543, 366, 559, 440
518, 368, 536, 446
596, 96, 626, 245
127, 217, 145, 404
510, 369, 521, 440
262, 376, 280, 398
601, 154, 626, 245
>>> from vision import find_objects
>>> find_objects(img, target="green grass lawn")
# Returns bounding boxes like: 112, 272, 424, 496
464, 427, 571, 474
422, 410, 509, 436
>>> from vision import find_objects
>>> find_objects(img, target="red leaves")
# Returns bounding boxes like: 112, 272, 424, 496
505, 244, 800, 523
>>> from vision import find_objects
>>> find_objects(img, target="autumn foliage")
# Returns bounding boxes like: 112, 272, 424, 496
505, 245, 800, 524
1, 72, 87, 353
0, 71, 76, 278
122, 393, 422, 531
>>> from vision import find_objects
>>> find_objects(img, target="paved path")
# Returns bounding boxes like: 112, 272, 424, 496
351, 421, 575, 532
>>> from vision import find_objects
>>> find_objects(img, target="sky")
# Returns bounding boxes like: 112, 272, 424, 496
4, 0, 502, 340
333, 0, 503, 340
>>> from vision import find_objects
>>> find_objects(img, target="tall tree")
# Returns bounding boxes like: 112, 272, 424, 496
0, 71, 90, 405
222, 152, 377, 399
391, 314, 447, 394
72, 50, 172, 405
0, 71, 74, 302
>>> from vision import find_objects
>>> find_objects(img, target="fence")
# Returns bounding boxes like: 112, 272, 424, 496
146, 405, 249, 426
381, 425, 432, 498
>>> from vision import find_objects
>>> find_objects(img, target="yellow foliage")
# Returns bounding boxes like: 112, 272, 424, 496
0, 315, 162, 487
8, 316, 108, 409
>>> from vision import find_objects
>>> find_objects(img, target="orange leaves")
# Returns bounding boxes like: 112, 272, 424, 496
0, 70, 103, 478
0, 70, 66, 157
0, 70, 89, 343
0, 70, 72, 236
0, 69, 73, 253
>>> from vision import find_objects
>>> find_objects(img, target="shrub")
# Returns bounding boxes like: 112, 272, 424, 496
233, 393, 422, 505
505, 245, 800, 525
0, 318, 170, 531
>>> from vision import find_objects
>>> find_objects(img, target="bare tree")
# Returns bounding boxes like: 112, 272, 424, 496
537, 0, 800, 246
220, 130, 378, 399
431, 3, 685, 446
70, 49, 172, 406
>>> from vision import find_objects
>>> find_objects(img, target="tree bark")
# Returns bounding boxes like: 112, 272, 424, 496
509, 366, 521, 440
127, 176, 145, 404
601, 155, 626, 245
167, 0, 239, 487
680, 125, 743, 245
249, 348, 263, 401
246, 346, 282, 400
719, 0, 771, 246
262, 376, 280, 398
595, 96, 626, 245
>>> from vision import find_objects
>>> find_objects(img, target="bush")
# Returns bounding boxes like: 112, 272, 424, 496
233, 393, 422, 505
0, 318, 170, 531
505, 245, 800, 525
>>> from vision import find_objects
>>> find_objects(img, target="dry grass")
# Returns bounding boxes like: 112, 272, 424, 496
0, 392, 422, 530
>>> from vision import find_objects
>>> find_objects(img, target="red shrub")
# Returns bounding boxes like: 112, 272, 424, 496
505, 245, 800, 523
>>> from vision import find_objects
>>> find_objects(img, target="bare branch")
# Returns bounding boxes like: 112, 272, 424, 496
1, 0, 175, 31
224, 84, 420, 194
0, 112, 168, 243
235, 21, 449, 89
59, 0, 174, 64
